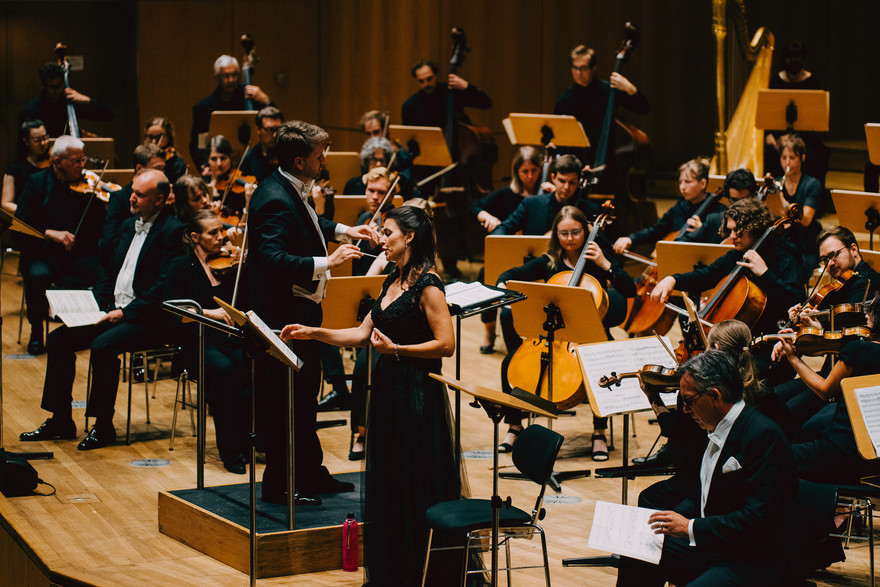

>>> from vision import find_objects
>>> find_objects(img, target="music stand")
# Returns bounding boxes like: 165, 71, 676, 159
430, 373, 557, 587
841, 374, 880, 461
207, 110, 258, 160
501, 113, 589, 148
862, 250, 880, 275
0, 210, 51, 461
389, 125, 453, 167
324, 152, 361, 192
866, 124, 880, 166
831, 189, 880, 250
655, 241, 734, 292
504, 281, 605, 488
755, 89, 830, 132
101, 168, 135, 187
483, 235, 550, 287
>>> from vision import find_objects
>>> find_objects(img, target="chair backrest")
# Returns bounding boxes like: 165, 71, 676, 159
512, 424, 563, 486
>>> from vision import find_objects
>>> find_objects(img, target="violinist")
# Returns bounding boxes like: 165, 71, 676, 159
239, 106, 283, 182
470, 145, 544, 352
492, 154, 599, 235
164, 210, 249, 474
2, 119, 50, 215
651, 198, 803, 339
773, 291, 880, 485
190, 55, 273, 171
206, 135, 255, 216
679, 168, 757, 244
100, 143, 167, 267
171, 175, 244, 248
144, 116, 187, 183
352, 167, 393, 275
776, 133, 823, 277
401, 59, 491, 131
613, 158, 721, 253
343, 137, 395, 195
495, 206, 636, 459
553, 44, 648, 167
18, 62, 113, 138
14, 135, 105, 355
359, 110, 415, 198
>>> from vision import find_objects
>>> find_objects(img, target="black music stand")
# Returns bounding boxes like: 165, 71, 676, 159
431, 373, 557, 587
0, 209, 52, 461
446, 281, 526, 471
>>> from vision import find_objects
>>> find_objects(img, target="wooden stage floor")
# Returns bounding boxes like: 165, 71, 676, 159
0, 251, 874, 586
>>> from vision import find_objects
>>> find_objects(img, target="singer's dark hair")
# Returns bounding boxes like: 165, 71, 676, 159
385, 205, 436, 287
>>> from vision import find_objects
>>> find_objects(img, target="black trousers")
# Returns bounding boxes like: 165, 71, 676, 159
41, 320, 169, 424
21, 253, 102, 331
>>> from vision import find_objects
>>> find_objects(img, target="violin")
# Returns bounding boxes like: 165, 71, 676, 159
53, 42, 80, 138
783, 269, 857, 329
161, 146, 177, 161
751, 326, 871, 357
69, 169, 121, 203
214, 169, 257, 197
598, 364, 679, 392
207, 245, 246, 276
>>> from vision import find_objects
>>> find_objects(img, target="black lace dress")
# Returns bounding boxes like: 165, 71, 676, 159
364, 270, 461, 586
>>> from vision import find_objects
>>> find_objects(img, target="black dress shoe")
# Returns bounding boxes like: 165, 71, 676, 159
307, 473, 355, 494
317, 389, 351, 412
261, 490, 322, 506
223, 455, 247, 474
479, 342, 496, 354
20, 418, 76, 441
77, 425, 117, 451
27, 339, 45, 356
632, 443, 679, 467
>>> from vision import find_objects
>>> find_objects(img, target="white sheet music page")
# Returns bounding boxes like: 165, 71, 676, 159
444, 281, 505, 308
576, 336, 679, 417
588, 501, 664, 565
45, 290, 106, 328
855, 386, 880, 457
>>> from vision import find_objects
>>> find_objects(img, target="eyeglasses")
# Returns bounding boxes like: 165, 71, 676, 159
557, 229, 584, 238
819, 246, 847, 266
680, 390, 706, 409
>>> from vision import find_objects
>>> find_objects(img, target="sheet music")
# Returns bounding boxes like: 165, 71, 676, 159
245, 310, 303, 371
855, 386, 880, 457
575, 336, 679, 417
45, 290, 106, 328
588, 501, 664, 565
444, 281, 505, 308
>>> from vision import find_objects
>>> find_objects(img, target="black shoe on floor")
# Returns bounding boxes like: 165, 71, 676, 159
632, 442, 679, 467
77, 425, 117, 451
27, 339, 45, 356
317, 389, 351, 412
261, 490, 322, 506
223, 455, 247, 474
20, 417, 76, 441
306, 471, 355, 494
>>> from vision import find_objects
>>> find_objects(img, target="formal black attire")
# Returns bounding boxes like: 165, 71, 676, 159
164, 252, 249, 468
491, 192, 600, 236
99, 183, 133, 267
627, 196, 725, 247
39, 207, 183, 425
15, 168, 105, 339
364, 271, 461, 586
4, 158, 46, 207
190, 84, 272, 170
618, 405, 798, 586
678, 210, 726, 244
163, 150, 188, 183
245, 168, 346, 499
401, 83, 491, 129
343, 175, 366, 195
239, 146, 276, 183
781, 173, 823, 278
18, 93, 113, 138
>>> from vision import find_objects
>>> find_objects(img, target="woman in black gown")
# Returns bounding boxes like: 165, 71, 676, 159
281, 205, 460, 586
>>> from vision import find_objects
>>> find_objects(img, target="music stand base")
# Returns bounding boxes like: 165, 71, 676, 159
563, 553, 619, 567
6, 451, 54, 460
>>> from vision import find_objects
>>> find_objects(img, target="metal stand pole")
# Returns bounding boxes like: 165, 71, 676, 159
248, 357, 257, 587
286, 342, 296, 531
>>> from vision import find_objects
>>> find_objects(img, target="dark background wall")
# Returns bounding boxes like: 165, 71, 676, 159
2, 0, 878, 186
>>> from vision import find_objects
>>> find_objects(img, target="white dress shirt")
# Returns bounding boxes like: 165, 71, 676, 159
278, 168, 349, 303
113, 211, 159, 309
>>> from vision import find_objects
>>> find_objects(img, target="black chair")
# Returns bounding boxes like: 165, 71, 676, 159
421, 424, 563, 587
832, 483, 880, 587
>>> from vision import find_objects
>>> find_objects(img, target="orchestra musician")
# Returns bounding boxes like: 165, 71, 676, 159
18, 62, 113, 138
144, 116, 187, 183
164, 210, 249, 474
617, 350, 798, 587
650, 198, 804, 340
244, 120, 377, 505
679, 168, 757, 244
205, 135, 255, 216
776, 133, 824, 278
19, 169, 183, 449
495, 206, 636, 459
100, 142, 167, 267
14, 135, 106, 355
343, 137, 395, 195
2, 119, 50, 215
189, 55, 273, 172
359, 110, 415, 198
401, 59, 491, 130
239, 106, 283, 182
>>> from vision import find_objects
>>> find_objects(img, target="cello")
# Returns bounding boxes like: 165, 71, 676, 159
53, 42, 80, 138
505, 203, 615, 410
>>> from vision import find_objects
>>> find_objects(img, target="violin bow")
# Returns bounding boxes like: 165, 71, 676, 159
354, 174, 400, 248
218, 144, 252, 212
653, 330, 679, 365
682, 294, 709, 350
73, 159, 110, 239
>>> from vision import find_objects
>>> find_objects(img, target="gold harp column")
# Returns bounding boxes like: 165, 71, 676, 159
713, 0, 728, 173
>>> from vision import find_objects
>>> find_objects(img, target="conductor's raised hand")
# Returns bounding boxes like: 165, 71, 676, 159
347, 224, 380, 247
370, 328, 395, 354
328, 243, 363, 269
280, 323, 316, 341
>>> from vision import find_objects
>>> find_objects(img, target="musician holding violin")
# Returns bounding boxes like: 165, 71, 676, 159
2, 119, 51, 215
144, 116, 187, 183
14, 135, 106, 355
495, 205, 636, 458
239, 106, 283, 183
679, 168, 757, 244
359, 110, 416, 198
163, 210, 249, 474
205, 135, 256, 217
18, 62, 113, 138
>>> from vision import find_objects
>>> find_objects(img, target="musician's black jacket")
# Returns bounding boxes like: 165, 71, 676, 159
627, 196, 726, 247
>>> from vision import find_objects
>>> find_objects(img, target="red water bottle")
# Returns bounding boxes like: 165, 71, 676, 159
343, 512, 359, 572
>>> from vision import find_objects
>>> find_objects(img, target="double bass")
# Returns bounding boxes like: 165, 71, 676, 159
240, 33, 257, 111
53, 42, 80, 138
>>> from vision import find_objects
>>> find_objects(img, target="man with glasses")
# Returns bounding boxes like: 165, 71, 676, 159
14, 135, 106, 354
617, 350, 797, 587
240, 106, 284, 182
